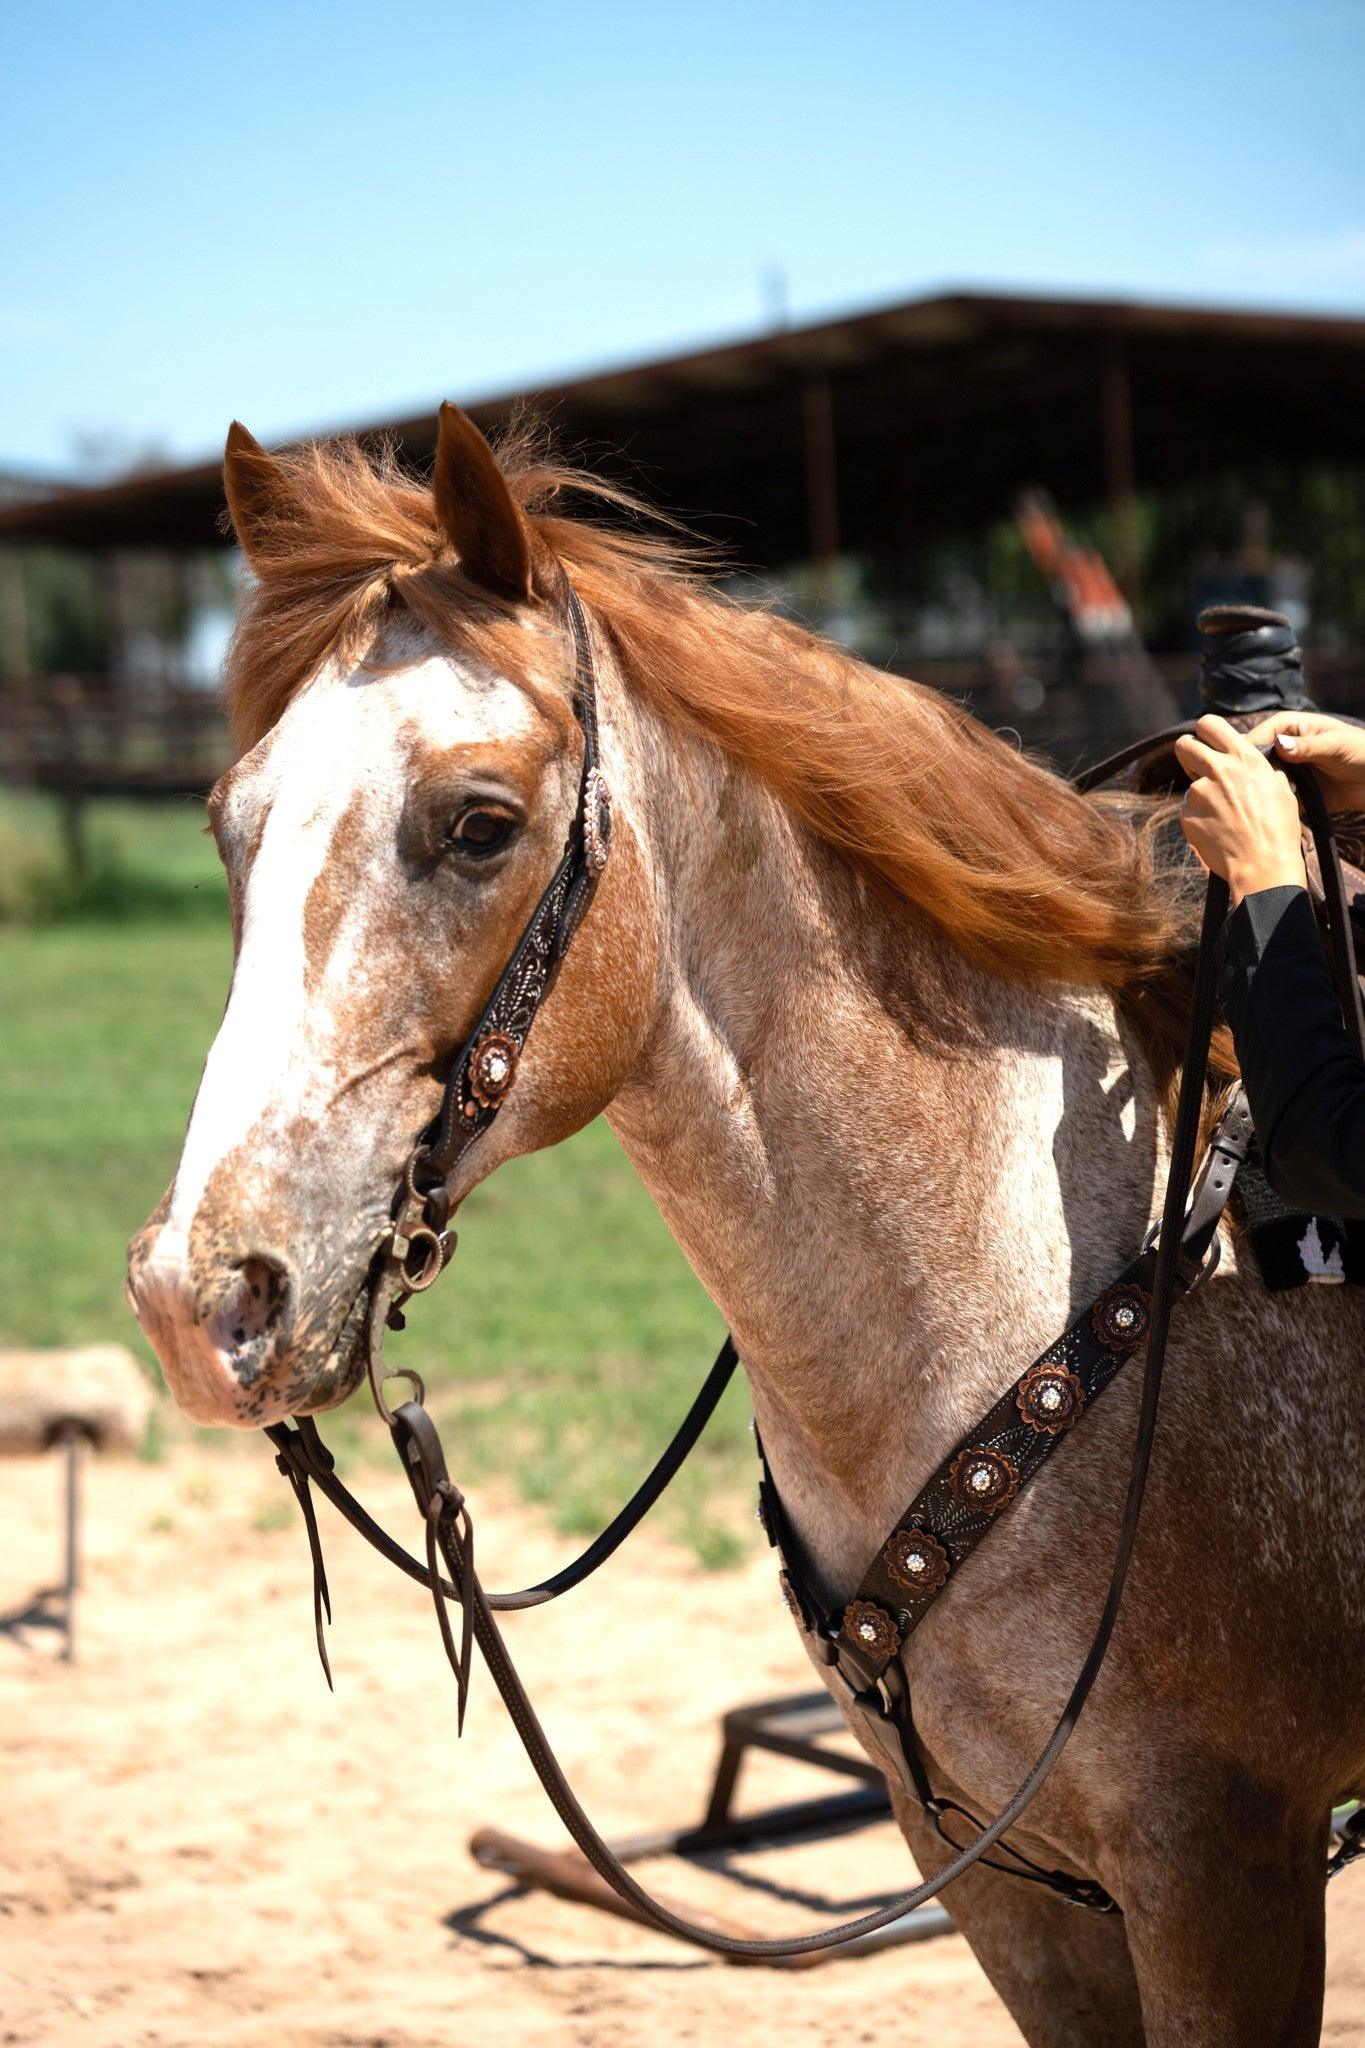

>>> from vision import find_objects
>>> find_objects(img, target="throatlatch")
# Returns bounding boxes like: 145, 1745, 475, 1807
267, 585, 1365, 1956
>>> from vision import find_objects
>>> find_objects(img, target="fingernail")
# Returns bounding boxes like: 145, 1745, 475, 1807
1278, 735, 1298, 752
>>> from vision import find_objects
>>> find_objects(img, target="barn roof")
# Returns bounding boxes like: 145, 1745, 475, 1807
3, 288, 1364, 565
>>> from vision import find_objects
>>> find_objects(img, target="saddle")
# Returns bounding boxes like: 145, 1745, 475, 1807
1113, 606, 1365, 1290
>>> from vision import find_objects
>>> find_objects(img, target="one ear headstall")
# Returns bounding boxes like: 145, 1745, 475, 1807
366, 586, 613, 1397
407, 584, 611, 1188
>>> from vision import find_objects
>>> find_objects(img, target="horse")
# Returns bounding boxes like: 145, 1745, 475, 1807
127, 404, 1365, 2044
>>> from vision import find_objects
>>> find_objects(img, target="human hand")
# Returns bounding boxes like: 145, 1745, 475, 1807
1173, 714, 1306, 907
1242, 710, 1365, 814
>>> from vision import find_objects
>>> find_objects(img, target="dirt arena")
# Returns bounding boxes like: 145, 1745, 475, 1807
4, 1442, 1365, 2048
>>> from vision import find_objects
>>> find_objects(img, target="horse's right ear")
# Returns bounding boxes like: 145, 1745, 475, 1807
223, 422, 298, 569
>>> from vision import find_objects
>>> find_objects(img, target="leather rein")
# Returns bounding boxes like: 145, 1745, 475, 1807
266, 598, 1365, 1954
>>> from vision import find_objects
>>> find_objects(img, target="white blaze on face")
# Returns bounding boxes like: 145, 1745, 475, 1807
151, 648, 542, 1276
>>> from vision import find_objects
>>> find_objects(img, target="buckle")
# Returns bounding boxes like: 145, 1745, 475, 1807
1142, 1219, 1219, 1296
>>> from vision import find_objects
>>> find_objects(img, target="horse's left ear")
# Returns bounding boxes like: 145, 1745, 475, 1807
432, 402, 536, 602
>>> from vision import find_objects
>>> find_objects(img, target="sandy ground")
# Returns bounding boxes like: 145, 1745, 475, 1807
3, 1444, 1365, 2048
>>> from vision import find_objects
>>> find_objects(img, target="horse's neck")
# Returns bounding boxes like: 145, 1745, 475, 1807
606, 700, 1167, 1594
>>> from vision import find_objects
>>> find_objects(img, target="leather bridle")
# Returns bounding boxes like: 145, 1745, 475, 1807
364, 582, 615, 1426
267, 589, 1365, 1955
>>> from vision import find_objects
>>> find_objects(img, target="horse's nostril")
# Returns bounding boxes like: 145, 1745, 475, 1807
207, 1254, 294, 1375
240, 1255, 287, 1300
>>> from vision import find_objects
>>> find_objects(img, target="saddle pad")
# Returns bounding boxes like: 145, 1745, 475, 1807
1233, 1146, 1365, 1291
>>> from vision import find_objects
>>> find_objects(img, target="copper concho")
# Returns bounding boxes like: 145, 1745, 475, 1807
1016, 1361, 1086, 1436
843, 1598, 901, 1663
885, 1526, 951, 1596
469, 1031, 520, 1111
1093, 1282, 1151, 1353
949, 1446, 1020, 1516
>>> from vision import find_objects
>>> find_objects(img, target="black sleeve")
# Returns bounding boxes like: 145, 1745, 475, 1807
1217, 884, 1365, 1220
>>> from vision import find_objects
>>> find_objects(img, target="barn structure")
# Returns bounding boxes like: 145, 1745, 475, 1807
2, 286, 1364, 795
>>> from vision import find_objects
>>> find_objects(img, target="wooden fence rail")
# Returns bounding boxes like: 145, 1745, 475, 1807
0, 678, 231, 800
1, 653, 1360, 804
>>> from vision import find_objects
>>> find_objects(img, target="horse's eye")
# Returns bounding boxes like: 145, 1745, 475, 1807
449, 807, 517, 857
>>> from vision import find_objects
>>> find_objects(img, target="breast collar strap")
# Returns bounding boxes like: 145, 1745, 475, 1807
758, 1092, 1256, 1674
752, 1090, 1254, 1915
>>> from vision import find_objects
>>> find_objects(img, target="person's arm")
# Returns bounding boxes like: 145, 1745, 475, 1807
1175, 711, 1365, 1219
1218, 885, 1365, 1219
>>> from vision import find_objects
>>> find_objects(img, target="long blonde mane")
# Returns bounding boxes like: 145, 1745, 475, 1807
225, 425, 1200, 1012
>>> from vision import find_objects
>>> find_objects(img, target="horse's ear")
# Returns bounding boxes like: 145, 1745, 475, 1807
223, 422, 299, 570
432, 402, 536, 602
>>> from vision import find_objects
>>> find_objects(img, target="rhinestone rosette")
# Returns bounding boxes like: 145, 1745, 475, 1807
884, 1526, 951, 1596
777, 1570, 807, 1628
1016, 1361, 1086, 1436
469, 1031, 520, 1110
842, 1598, 901, 1663
1092, 1283, 1151, 1353
949, 1446, 1020, 1516
582, 769, 612, 877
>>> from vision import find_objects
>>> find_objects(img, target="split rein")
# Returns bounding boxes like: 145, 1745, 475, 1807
266, 621, 1365, 1957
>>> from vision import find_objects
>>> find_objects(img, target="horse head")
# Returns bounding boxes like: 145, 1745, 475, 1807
127, 406, 656, 1428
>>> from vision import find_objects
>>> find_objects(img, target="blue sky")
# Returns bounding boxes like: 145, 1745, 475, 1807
3, 0, 1363, 477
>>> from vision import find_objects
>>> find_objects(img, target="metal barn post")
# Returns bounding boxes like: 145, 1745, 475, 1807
801, 374, 841, 604
1101, 334, 1141, 622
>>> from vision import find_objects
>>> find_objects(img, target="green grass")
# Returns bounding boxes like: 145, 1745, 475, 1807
0, 788, 232, 924
0, 795, 751, 1563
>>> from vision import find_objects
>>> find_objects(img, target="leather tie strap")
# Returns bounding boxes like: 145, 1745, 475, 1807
394, 1404, 477, 1735
272, 1439, 333, 1691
